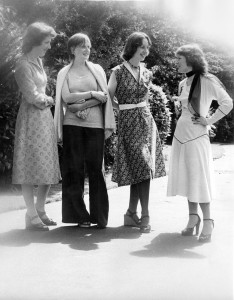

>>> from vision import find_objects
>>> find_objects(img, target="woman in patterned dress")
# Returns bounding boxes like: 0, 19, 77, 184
13, 22, 60, 231
108, 32, 166, 233
167, 44, 233, 242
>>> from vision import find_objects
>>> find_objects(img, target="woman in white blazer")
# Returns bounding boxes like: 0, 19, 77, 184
167, 44, 233, 242
54, 33, 115, 229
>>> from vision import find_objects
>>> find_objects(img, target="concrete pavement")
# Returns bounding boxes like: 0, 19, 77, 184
0, 144, 233, 300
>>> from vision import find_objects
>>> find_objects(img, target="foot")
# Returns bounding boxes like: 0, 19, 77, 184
78, 221, 91, 228
140, 216, 151, 233
36, 209, 57, 226
198, 219, 214, 243
25, 214, 49, 231
124, 209, 140, 227
181, 214, 201, 236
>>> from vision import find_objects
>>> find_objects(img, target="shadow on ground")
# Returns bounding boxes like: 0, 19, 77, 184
131, 232, 205, 259
0, 226, 141, 251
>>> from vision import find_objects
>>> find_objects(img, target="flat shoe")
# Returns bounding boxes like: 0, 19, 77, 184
78, 222, 91, 228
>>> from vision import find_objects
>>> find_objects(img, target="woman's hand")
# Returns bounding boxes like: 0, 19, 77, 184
46, 96, 55, 107
74, 99, 86, 104
191, 115, 208, 126
92, 91, 108, 103
171, 95, 179, 102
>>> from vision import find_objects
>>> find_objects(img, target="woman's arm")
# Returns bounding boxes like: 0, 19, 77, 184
108, 71, 119, 110
67, 99, 100, 113
62, 77, 107, 105
61, 77, 92, 104
15, 62, 53, 110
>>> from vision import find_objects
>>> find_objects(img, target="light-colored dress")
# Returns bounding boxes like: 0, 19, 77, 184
167, 75, 233, 203
12, 55, 60, 185
112, 62, 166, 186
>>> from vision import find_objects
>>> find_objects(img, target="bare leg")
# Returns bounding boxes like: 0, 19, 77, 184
22, 184, 37, 216
22, 184, 43, 225
124, 184, 140, 226
36, 184, 51, 213
186, 199, 199, 228
128, 184, 139, 213
199, 203, 213, 235
36, 184, 56, 226
138, 179, 150, 217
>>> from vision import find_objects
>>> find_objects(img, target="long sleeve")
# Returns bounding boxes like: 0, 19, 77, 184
15, 61, 49, 110
206, 79, 233, 125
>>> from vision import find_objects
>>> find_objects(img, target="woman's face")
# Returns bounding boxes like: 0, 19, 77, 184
73, 39, 91, 61
34, 36, 52, 58
176, 55, 192, 73
133, 38, 150, 62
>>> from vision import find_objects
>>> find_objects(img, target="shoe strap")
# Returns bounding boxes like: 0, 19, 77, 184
126, 209, 137, 216
203, 219, 214, 227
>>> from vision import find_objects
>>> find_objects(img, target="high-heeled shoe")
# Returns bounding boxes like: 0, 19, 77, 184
181, 213, 201, 236
140, 216, 151, 233
36, 209, 57, 226
25, 214, 49, 231
124, 209, 140, 227
198, 219, 214, 243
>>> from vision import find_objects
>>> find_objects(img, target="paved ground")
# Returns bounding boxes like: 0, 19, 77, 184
0, 144, 233, 300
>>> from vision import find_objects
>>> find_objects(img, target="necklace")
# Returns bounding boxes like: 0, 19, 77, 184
128, 61, 140, 70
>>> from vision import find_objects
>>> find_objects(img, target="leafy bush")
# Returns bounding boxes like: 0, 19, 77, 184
148, 83, 172, 145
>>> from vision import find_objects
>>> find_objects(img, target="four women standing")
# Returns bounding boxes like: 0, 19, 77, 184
12, 23, 232, 241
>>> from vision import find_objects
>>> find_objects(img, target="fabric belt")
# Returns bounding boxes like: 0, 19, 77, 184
119, 102, 147, 110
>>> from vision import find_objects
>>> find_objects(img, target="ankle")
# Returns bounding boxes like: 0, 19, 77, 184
201, 219, 214, 234
186, 214, 200, 228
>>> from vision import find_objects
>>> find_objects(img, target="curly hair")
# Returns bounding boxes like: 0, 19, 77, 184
67, 33, 91, 61
176, 44, 208, 74
122, 32, 152, 61
22, 22, 56, 54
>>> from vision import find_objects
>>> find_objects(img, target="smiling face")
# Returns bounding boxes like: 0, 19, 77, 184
73, 39, 91, 61
176, 54, 192, 73
132, 38, 150, 62
33, 36, 52, 58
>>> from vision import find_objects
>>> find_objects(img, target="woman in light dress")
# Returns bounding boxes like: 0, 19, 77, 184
167, 44, 233, 242
54, 33, 115, 229
108, 32, 166, 233
13, 22, 60, 231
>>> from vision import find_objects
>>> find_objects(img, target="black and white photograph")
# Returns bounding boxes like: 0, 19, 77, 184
0, 0, 233, 299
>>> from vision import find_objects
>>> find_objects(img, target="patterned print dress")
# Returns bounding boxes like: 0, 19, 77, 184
112, 63, 166, 186
12, 56, 60, 185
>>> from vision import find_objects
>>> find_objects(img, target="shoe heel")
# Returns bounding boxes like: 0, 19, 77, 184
124, 210, 140, 227
181, 213, 201, 236
195, 219, 201, 235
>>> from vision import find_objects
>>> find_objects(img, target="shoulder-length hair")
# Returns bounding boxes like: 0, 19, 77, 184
176, 43, 208, 74
67, 33, 91, 61
22, 22, 56, 54
122, 32, 152, 61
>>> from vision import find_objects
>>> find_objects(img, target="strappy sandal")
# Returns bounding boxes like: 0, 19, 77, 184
140, 216, 151, 233
124, 209, 140, 227
25, 214, 49, 231
198, 219, 214, 243
181, 213, 201, 236
36, 209, 57, 226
